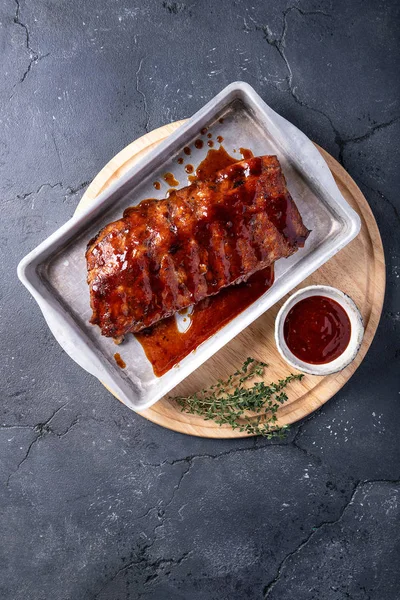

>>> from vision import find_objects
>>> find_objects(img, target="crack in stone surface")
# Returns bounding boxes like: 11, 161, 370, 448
17, 182, 62, 200
15, 179, 91, 202
143, 551, 192, 586
343, 115, 400, 146
6, 435, 41, 487
57, 414, 83, 437
335, 115, 400, 167
6, 403, 66, 486
94, 423, 374, 599
51, 131, 64, 174
374, 189, 400, 224
359, 180, 400, 225
64, 179, 92, 199
251, 7, 399, 166
139, 460, 195, 558
262, 478, 400, 597
161, 458, 193, 509
139, 436, 326, 549
0, 424, 33, 430
12, 0, 48, 85
385, 311, 400, 323
92, 543, 192, 599
256, 6, 331, 86
282, 92, 399, 166
135, 58, 150, 132
142, 441, 293, 470
249, 8, 349, 161
92, 458, 199, 598
130, 460, 194, 524
91, 544, 154, 600
5, 404, 85, 486
162, 1, 187, 15
290, 411, 324, 462
291, 436, 322, 464
291, 410, 320, 443
142, 424, 323, 471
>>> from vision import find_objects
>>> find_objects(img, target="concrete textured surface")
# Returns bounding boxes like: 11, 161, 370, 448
1, 0, 399, 598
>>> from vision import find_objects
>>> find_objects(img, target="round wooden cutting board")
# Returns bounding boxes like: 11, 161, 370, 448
77, 121, 385, 438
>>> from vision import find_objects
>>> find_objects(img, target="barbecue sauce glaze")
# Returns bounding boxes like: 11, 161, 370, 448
114, 353, 126, 368
135, 146, 276, 376
283, 296, 351, 364
163, 172, 179, 187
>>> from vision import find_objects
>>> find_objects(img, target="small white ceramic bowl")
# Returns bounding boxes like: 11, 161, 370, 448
275, 285, 364, 376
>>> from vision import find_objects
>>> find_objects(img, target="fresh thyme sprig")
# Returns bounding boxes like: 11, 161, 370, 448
172, 358, 304, 438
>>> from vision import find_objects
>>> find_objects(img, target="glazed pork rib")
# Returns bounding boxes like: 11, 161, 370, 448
86, 155, 309, 338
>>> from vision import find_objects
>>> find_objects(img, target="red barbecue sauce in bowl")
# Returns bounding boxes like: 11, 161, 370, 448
283, 295, 351, 365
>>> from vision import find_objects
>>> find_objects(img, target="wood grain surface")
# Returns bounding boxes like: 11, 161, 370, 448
76, 121, 385, 438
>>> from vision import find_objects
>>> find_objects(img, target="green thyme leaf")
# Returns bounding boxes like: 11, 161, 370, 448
171, 358, 303, 437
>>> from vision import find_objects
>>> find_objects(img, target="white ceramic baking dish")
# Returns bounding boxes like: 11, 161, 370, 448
18, 82, 361, 411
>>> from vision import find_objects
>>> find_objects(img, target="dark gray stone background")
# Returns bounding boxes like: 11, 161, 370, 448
1, 0, 399, 598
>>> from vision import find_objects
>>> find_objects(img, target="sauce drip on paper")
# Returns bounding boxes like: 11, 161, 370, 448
163, 172, 179, 187
114, 353, 126, 369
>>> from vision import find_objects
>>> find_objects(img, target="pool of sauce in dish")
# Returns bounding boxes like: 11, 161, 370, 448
207, 140, 214, 147
183, 146, 191, 155
136, 266, 274, 377
194, 139, 204, 149
185, 164, 194, 174
283, 295, 351, 364
239, 147, 254, 160
188, 145, 237, 182
136, 144, 278, 377
114, 353, 126, 368
217, 135, 224, 143
163, 172, 179, 187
